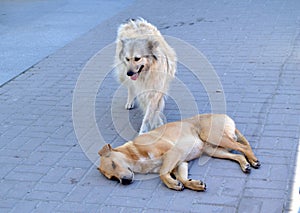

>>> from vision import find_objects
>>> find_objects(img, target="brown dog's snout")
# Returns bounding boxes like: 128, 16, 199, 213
120, 177, 133, 185
120, 168, 134, 185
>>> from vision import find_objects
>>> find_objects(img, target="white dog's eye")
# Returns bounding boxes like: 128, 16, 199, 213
125, 57, 130, 62
134, 57, 141, 62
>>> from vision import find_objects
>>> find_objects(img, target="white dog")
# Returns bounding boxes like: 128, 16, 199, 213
114, 18, 177, 134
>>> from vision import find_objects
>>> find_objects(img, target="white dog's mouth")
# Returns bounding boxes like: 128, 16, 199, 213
130, 73, 139, 80
127, 65, 144, 81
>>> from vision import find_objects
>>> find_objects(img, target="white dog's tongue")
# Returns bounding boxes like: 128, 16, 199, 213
131, 73, 139, 80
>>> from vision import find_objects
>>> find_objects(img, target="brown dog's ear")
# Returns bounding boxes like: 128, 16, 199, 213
98, 144, 112, 157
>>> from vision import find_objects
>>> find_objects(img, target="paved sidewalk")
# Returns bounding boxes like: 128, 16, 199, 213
1, 0, 300, 212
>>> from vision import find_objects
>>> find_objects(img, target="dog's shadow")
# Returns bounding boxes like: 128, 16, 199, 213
128, 97, 182, 134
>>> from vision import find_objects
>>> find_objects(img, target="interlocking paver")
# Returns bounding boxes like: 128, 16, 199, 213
10, 200, 39, 213
0, 0, 300, 212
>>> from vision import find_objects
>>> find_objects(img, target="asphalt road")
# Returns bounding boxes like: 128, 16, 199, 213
0, 0, 134, 86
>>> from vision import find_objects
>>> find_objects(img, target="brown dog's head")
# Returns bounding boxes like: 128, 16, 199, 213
98, 144, 134, 185
119, 38, 159, 80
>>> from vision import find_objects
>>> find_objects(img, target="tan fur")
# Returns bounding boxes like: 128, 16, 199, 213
114, 18, 177, 134
98, 114, 260, 191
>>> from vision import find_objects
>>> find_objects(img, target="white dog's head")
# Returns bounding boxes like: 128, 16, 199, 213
119, 38, 159, 80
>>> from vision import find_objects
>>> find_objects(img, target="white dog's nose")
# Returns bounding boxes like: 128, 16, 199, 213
127, 70, 135, 76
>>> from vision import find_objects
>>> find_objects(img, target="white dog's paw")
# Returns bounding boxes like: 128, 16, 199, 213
125, 102, 135, 110
139, 128, 148, 135
139, 121, 151, 135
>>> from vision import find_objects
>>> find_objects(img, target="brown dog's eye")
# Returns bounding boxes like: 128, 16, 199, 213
134, 57, 141, 61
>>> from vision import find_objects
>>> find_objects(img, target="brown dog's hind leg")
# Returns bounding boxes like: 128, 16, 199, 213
204, 145, 252, 173
235, 129, 260, 168
160, 150, 184, 191
173, 162, 206, 191
211, 131, 260, 170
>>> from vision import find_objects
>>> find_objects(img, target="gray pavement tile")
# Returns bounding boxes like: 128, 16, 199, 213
40, 166, 69, 183
4, 171, 44, 182
64, 185, 93, 202
32, 152, 65, 166
103, 195, 149, 208
0, 198, 16, 210
56, 202, 100, 212
32, 201, 61, 213
10, 200, 39, 213
5, 181, 36, 199
60, 167, 87, 184
26, 190, 67, 202
34, 182, 74, 194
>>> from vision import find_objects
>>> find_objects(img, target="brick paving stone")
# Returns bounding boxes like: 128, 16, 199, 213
32, 201, 61, 213
26, 190, 67, 202
10, 200, 39, 213
103, 195, 149, 208
4, 171, 44, 182
146, 194, 174, 211
40, 166, 70, 183
0, 198, 16, 211
5, 181, 36, 199
65, 185, 94, 202
99, 205, 124, 213
56, 202, 100, 212
60, 167, 88, 184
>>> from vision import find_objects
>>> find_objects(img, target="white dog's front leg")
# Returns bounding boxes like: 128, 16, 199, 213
139, 107, 163, 134
139, 97, 165, 134
125, 85, 136, 110
139, 108, 151, 134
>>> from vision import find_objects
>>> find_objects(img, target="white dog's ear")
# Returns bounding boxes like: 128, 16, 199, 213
98, 144, 112, 157
147, 39, 159, 51
148, 40, 159, 60
117, 39, 126, 60
120, 39, 127, 46
118, 39, 129, 60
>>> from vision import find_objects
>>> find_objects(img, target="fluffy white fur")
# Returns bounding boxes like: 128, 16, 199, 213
115, 18, 177, 134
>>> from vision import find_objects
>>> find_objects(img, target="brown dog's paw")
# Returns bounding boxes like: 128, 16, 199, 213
165, 180, 184, 191
185, 179, 206, 191
173, 180, 184, 191
161, 174, 184, 191
251, 160, 261, 169
242, 164, 251, 173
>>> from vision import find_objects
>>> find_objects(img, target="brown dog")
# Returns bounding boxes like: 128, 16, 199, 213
98, 114, 260, 191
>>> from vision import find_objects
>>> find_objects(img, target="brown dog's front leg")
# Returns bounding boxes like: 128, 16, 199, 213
174, 162, 206, 191
160, 150, 184, 191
